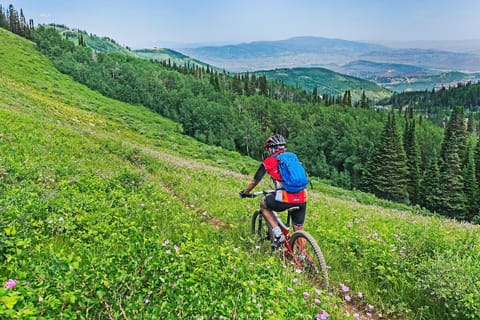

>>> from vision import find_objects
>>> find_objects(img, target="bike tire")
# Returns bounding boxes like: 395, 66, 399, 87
289, 230, 329, 289
251, 210, 272, 242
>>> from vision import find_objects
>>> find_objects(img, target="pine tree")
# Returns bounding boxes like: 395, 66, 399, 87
361, 112, 409, 203
312, 87, 318, 104
403, 109, 420, 204
258, 75, 268, 96
7, 4, 20, 35
474, 139, 480, 186
0, 5, 8, 30
437, 107, 467, 218
360, 90, 369, 108
463, 142, 478, 221
438, 151, 466, 218
419, 150, 442, 212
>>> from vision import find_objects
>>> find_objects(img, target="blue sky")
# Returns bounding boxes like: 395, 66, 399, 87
5, 0, 480, 48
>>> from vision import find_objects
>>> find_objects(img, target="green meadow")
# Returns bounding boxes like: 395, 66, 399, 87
1, 28, 479, 319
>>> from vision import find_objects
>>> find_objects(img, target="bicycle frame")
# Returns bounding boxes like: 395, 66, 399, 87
251, 190, 304, 268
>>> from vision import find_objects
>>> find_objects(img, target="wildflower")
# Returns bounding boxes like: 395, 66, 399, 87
357, 291, 363, 298
293, 278, 298, 284
366, 312, 373, 318
368, 304, 374, 310
38, 296, 44, 302
174, 245, 179, 252
295, 268, 302, 274
340, 283, 350, 292
303, 292, 309, 300
344, 295, 351, 302
287, 287, 293, 292
314, 298, 321, 305
315, 288, 321, 295
166, 249, 171, 254
316, 310, 329, 320
5, 279, 17, 289
162, 239, 170, 247
353, 313, 360, 320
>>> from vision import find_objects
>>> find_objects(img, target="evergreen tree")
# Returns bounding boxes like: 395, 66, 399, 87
463, 142, 478, 220
437, 107, 467, 218
474, 139, 480, 186
0, 5, 8, 30
403, 111, 420, 204
7, 4, 19, 35
438, 151, 466, 218
232, 75, 242, 95
440, 107, 467, 163
312, 87, 318, 104
467, 113, 476, 134
361, 112, 409, 203
419, 150, 441, 212
258, 75, 268, 96
360, 90, 369, 109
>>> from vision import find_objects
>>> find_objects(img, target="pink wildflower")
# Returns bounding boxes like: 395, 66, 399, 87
344, 295, 352, 302
5, 279, 17, 289
174, 245, 179, 252
353, 313, 360, 320
162, 239, 170, 247
316, 310, 329, 320
303, 292, 309, 300
357, 291, 363, 298
287, 287, 293, 292
340, 283, 350, 292
314, 298, 321, 305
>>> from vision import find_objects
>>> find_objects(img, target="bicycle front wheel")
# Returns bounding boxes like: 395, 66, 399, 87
251, 210, 272, 242
289, 230, 329, 289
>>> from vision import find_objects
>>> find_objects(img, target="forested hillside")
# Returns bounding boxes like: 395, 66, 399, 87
381, 81, 480, 125
2, 8, 480, 320
15, 22, 478, 223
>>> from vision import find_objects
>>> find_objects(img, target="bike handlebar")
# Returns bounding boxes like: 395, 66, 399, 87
250, 190, 275, 197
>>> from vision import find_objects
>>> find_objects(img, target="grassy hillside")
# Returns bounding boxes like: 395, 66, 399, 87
1, 27, 480, 319
135, 48, 213, 70
254, 67, 392, 101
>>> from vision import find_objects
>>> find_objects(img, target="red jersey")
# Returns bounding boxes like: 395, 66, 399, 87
259, 154, 307, 204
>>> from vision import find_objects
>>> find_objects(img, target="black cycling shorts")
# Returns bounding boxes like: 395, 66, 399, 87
264, 193, 307, 227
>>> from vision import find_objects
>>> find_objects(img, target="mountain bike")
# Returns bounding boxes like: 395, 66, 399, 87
249, 190, 329, 289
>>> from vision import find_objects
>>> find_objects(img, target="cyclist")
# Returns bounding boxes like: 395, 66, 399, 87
240, 134, 307, 246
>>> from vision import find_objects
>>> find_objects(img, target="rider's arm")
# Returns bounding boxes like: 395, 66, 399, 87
243, 163, 266, 194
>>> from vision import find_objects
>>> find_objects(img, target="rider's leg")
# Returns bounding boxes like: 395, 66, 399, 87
260, 199, 278, 228
260, 199, 285, 243
292, 204, 307, 251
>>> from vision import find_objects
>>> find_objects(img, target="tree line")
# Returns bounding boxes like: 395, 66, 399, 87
0, 4, 33, 39
4, 5, 480, 222
380, 81, 480, 127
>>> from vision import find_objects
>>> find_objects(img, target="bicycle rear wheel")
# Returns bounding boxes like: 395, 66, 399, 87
251, 210, 272, 242
289, 230, 329, 289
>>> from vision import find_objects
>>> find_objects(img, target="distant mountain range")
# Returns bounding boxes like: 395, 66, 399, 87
179, 36, 480, 92
57, 26, 480, 95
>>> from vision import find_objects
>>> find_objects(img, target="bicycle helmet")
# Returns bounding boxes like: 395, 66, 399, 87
263, 134, 286, 148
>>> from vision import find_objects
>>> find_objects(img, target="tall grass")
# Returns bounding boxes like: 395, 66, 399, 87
1, 28, 479, 319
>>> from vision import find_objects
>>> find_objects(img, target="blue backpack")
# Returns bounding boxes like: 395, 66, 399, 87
275, 152, 308, 193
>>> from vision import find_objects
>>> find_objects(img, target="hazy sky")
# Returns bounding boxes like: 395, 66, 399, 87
5, 0, 480, 48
